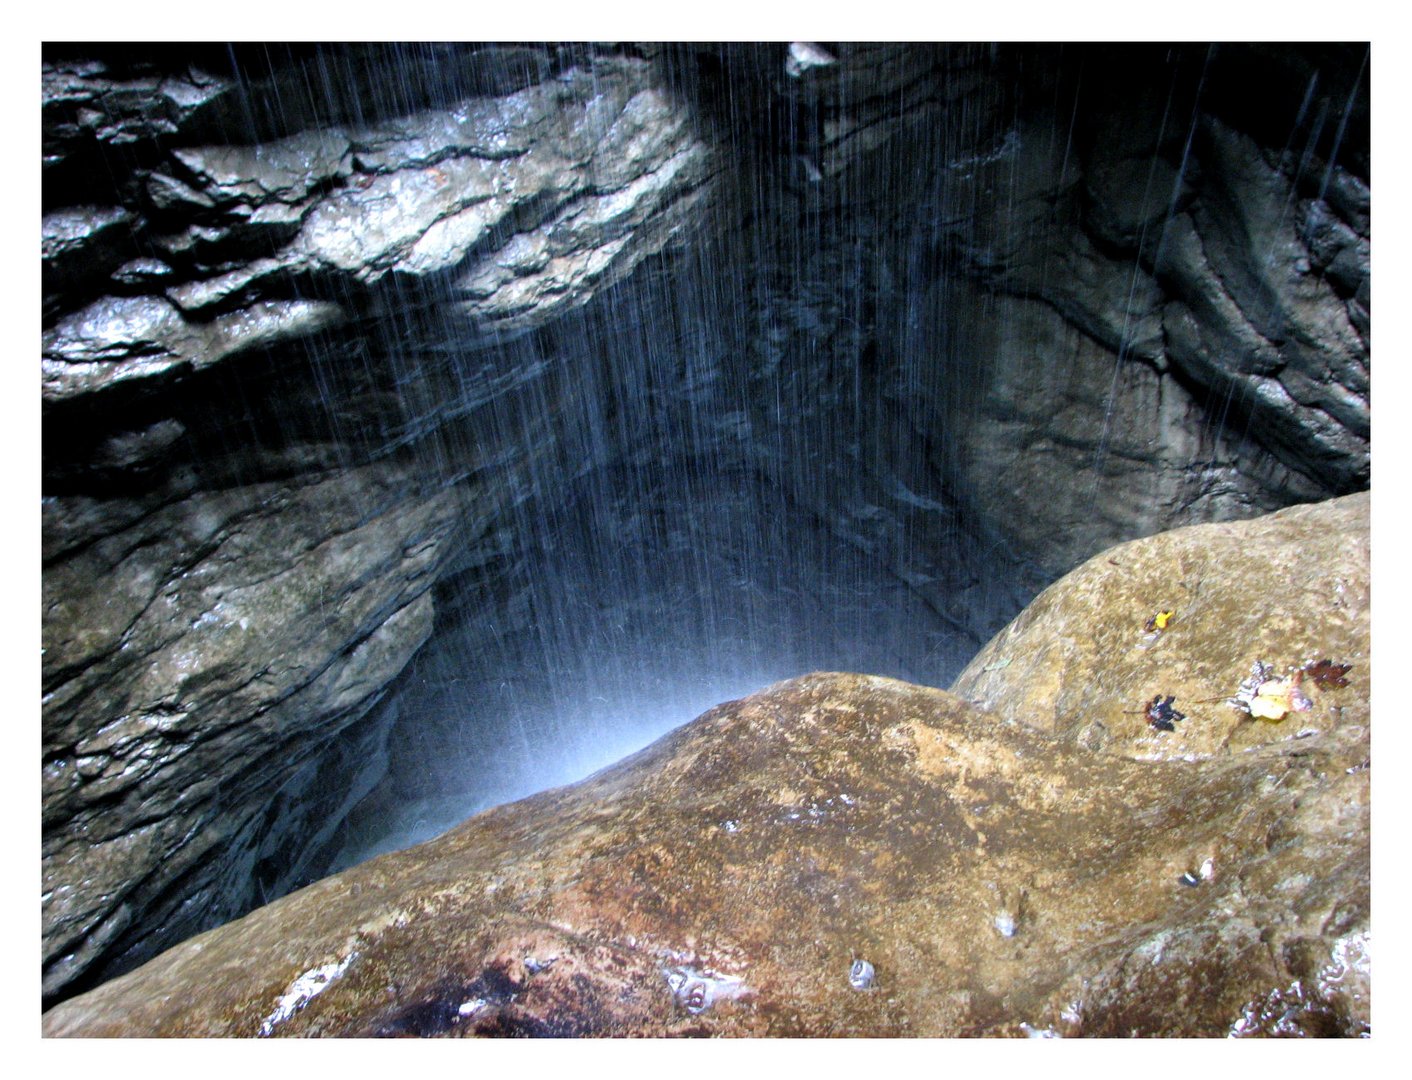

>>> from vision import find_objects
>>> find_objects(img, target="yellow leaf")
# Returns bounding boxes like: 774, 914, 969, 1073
1248, 677, 1312, 721
1249, 686, 1291, 720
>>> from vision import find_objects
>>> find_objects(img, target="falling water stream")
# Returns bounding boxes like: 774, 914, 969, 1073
247, 44, 1047, 876
265, 41, 1338, 877
41, 44, 1370, 996
320, 208, 1027, 872
329, 460, 973, 869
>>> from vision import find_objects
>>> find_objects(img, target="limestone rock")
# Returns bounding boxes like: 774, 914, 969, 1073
42, 295, 346, 400
43, 494, 1369, 1037
43, 52, 716, 404
784, 42, 837, 80
167, 130, 354, 209
42, 461, 467, 997
951, 492, 1369, 762
41, 57, 232, 167
1154, 126, 1370, 493
885, 57, 1370, 575
38, 42, 1371, 1018
42, 206, 137, 314
928, 277, 1331, 578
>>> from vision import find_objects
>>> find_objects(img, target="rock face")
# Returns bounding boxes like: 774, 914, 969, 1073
43, 59, 712, 400
42, 461, 467, 996
876, 46, 1370, 577
41, 43, 1370, 1003
43, 494, 1369, 1037
40, 43, 721, 999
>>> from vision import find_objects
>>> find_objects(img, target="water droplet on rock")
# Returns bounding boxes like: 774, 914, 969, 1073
849, 958, 875, 989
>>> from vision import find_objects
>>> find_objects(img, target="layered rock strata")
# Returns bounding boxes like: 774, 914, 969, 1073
41, 44, 720, 999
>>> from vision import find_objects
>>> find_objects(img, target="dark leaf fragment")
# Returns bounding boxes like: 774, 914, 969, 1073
1303, 659, 1352, 689
1145, 693, 1186, 733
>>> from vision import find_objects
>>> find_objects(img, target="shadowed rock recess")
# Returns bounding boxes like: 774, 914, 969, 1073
42, 42, 1368, 1022
43, 494, 1369, 1037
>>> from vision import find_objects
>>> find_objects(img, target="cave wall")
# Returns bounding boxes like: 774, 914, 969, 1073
737, 43, 1368, 577
40, 42, 1369, 1003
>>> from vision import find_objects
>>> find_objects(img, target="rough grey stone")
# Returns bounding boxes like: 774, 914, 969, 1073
42, 58, 231, 166
42, 296, 346, 399
42, 462, 465, 995
171, 130, 352, 206
42, 206, 133, 266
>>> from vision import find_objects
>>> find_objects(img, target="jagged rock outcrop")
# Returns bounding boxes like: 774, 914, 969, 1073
42, 493, 1369, 1037
43, 48, 714, 399
40, 43, 1370, 1004
839, 46, 1370, 577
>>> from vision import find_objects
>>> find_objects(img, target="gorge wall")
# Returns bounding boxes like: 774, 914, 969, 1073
41, 42, 1369, 1006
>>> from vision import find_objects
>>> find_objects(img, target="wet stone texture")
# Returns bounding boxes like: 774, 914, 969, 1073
41, 460, 471, 996
43, 493, 1369, 1037
41, 49, 714, 401
40, 45, 1369, 1001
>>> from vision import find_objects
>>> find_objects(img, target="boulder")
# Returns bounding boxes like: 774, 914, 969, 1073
43, 493, 1369, 1037
951, 491, 1369, 761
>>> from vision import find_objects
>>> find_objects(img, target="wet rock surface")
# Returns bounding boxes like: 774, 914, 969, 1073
41, 44, 1370, 1004
42, 48, 714, 400
43, 494, 1369, 1037
885, 48, 1369, 577
952, 492, 1369, 760
42, 460, 468, 996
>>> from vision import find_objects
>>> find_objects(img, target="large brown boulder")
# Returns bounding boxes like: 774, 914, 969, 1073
42, 493, 1369, 1037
